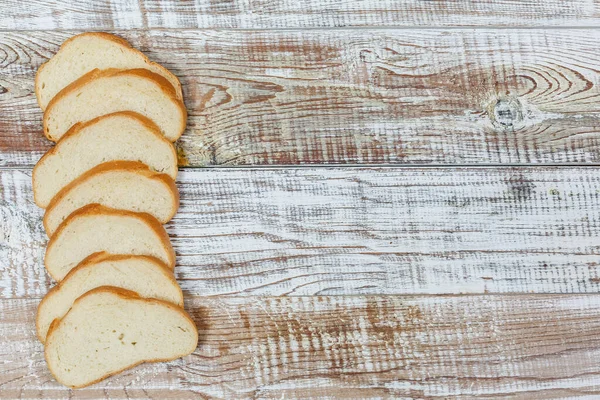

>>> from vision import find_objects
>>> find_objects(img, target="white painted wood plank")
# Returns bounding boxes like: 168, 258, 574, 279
0, 0, 599, 30
2, 166, 600, 298
3, 29, 600, 167
2, 294, 600, 398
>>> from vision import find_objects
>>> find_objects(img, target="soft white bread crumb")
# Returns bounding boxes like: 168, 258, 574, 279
37, 252, 183, 343
43, 68, 186, 142
33, 112, 178, 208
45, 204, 175, 281
45, 287, 197, 388
43, 161, 179, 236
35, 32, 182, 110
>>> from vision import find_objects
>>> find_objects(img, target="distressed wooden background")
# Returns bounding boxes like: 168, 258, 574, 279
2, 1, 600, 398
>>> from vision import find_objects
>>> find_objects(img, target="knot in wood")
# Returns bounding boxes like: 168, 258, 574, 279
490, 97, 523, 129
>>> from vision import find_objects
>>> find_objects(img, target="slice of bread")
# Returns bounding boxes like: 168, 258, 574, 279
45, 204, 175, 281
35, 32, 183, 110
45, 287, 197, 388
43, 68, 187, 142
33, 112, 178, 208
37, 252, 183, 343
43, 161, 179, 236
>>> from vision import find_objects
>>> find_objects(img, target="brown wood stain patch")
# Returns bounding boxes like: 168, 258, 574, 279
4, 30, 600, 166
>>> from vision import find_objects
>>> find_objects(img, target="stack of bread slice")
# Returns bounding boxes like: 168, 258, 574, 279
32, 33, 198, 388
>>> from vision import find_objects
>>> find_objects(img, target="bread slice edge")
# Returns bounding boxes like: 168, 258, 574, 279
45, 204, 176, 282
33, 110, 178, 207
43, 160, 179, 236
44, 286, 197, 389
36, 252, 183, 343
42, 68, 187, 142
35, 32, 183, 110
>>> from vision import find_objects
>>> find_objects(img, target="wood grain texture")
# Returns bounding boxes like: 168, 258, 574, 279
3, 29, 600, 167
1, 0, 599, 30
2, 294, 600, 398
3, 166, 600, 299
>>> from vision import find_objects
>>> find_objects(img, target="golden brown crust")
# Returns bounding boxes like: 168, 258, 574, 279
62, 253, 179, 293
43, 68, 187, 142
44, 286, 197, 389
33, 111, 178, 208
45, 204, 176, 281
116, 69, 187, 138
75, 250, 111, 265
50, 252, 179, 293
89, 32, 133, 48
38, 290, 61, 344
34, 64, 46, 108
36, 252, 182, 343
35, 32, 183, 110
43, 68, 109, 141
64, 111, 165, 144
45, 318, 60, 342
43, 160, 179, 235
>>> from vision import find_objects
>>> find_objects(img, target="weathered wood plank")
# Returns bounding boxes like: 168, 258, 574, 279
1, 0, 599, 30
2, 166, 600, 298
3, 29, 600, 167
2, 294, 600, 398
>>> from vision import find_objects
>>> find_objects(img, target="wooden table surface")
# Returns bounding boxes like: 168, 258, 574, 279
2, 1, 600, 398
